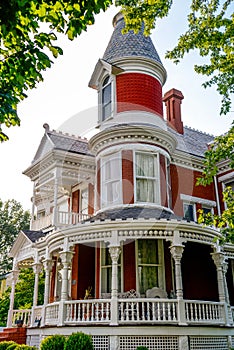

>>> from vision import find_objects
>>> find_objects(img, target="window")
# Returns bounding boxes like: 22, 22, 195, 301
135, 152, 159, 204
183, 203, 195, 221
166, 158, 172, 209
101, 153, 122, 208
101, 246, 121, 293
137, 240, 163, 295
102, 76, 112, 120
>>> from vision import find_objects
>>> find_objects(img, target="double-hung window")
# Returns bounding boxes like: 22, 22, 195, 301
101, 152, 122, 208
135, 152, 159, 204
102, 76, 112, 121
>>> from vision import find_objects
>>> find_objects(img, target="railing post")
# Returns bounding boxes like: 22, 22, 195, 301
109, 245, 121, 326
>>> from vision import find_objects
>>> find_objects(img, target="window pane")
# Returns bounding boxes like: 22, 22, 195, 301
103, 83, 111, 104
136, 179, 155, 202
138, 266, 158, 294
138, 240, 158, 264
184, 204, 194, 221
136, 153, 155, 177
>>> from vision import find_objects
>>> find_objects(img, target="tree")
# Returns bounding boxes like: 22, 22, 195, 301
0, 0, 233, 140
197, 123, 234, 243
0, 199, 30, 275
0, 268, 44, 327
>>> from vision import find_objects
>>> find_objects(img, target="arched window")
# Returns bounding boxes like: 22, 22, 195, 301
102, 76, 112, 120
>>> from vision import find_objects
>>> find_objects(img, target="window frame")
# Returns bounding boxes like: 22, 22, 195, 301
183, 202, 196, 221
101, 75, 112, 121
134, 151, 160, 205
101, 151, 122, 209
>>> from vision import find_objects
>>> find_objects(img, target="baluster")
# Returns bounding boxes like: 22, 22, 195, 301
91, 302, 94, 321
201, 303, 205, 321
157, 302, 160, 320
126, 302, 129, 321
120, 302, 124, 321
106, 302, 110, 321
167, 302, 171, 321
162, 302, 166, 320
141, 302, 145, 321
136, 301, 140, 321
152, 302, 156, 320
173, 302, 177, 321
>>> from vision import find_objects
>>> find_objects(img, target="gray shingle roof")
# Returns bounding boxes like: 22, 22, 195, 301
48, 131, 90, 155
23, 230, 46, 243
171, 126, 214, 157
103, 14, 162, 65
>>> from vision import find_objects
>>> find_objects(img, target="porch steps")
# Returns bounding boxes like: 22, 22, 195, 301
0, 327, 26, 344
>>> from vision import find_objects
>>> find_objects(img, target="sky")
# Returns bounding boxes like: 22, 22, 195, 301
0, 3, 233, 211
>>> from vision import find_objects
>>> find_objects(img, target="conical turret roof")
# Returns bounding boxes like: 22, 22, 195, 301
103, 12, 162, 65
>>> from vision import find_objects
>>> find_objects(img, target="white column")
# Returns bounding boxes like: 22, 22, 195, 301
109, 245, 121, 326
57, 247, 73, 326
7, 269, 19, 328
170, 244, 187, 325
43, 258, 53, 305
212, 251, 230, 325
30, 262, 42, 326
30, 183, 36, 229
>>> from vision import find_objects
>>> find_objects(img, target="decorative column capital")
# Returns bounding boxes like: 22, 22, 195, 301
170, 244, 184, 263
109, 246, 121, 264
42, 258, 53, 272
32, 262, 43, 275
11, 269, 20, 283
59, 250, 73, 269
211, 251, 226, 268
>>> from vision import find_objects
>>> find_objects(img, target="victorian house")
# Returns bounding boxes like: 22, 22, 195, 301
5, 12, 234, 350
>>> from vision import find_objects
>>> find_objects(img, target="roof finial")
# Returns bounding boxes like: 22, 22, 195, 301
43, 123, 50, 133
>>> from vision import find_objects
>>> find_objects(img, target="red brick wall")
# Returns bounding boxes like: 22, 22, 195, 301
71, 245, 79, 300
123, 241, 136, 291
96, 159, 101, 211
160, 154, 168, 207
122, 150, 134, 204
72, 189, 80, 213
170, 164, 216, 217
88, 183, 94, 215
116, 73, 163, 116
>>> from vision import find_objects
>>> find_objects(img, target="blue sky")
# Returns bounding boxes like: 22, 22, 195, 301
1, 3, 233, 210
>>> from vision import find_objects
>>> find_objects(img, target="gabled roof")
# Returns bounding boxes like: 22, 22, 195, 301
9, 230, 46, 258
103, 12, 163, 66
23, 230, 46, 243
32, 124, 91, 164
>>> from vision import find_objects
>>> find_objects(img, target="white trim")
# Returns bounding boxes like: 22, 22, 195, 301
218, 171, 234, 182
97, 143, 170, 162
183, 202, 197, 222
180, 194, 216, 208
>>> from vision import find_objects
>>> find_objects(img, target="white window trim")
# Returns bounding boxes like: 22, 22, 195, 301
183, 202, 197, 221
180, 194, 216, 208
98, 74, 116, 123
100, 151, 122, 209
133, 151, 161, 205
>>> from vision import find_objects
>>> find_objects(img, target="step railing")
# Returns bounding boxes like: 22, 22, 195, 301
44, 302, 59, 326
12, 309, 32, 327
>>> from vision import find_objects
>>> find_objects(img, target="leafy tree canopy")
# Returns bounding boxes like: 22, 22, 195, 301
0, 199, 30, 275
0, 0, 233, 140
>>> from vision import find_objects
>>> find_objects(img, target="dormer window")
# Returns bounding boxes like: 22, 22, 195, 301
102, 76, 112, 121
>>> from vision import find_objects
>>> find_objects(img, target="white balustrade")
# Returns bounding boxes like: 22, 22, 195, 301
31, 214, 53, 231
65, 299, 111, 324
45, 302, 59, 325
57, 211, 90, 226
118, 298, 178, 323
185, 300, 225, 324
12, 309, 32, 327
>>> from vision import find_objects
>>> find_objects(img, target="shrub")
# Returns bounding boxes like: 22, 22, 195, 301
0, 341, 17, 350
136, 347, 148, 350
6, 344, 18, 350
40, 335, 66, 350
64, 332, 93, 350
13, 346, 36, 350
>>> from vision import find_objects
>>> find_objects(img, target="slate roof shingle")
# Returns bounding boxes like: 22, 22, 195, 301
103, 15, 162, 65
23, 230, 46, 243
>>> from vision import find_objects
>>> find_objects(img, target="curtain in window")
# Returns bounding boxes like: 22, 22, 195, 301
136, 153, 157, 203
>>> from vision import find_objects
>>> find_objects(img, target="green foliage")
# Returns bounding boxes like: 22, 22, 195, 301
0, 199, 30, 275
64, 332, 93, 350
0, 0, 112, 140
5, 344, 18, 350
13, 346, 36, 350
136, 347, 149, 350
0, 341, 17, 350
40, 334, 66, 350
0, 268, 44, 327
197, 122, 234, 243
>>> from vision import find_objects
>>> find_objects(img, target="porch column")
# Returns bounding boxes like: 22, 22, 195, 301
109, 245, 121, 326
30, 262, 42, 326
43, 258, 53, 305
7, 269, 19, 327
212, 251, 230, 325
58, 248, 73, 326
170, 244, 187, 325
30, 183, 35, 229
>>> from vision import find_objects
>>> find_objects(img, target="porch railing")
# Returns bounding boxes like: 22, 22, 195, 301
31, 214, 53, 231
12, 309, 32, 327
185, 300, 226, 324
10, 299, 233, 328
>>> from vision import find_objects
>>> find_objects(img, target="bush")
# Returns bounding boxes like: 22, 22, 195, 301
13, 346, 36, 350
40, 335, 66, 350
64, 332, 93, 350
136, 347, 148, 350
6, 345, 18, 350
0, 341, 17, 350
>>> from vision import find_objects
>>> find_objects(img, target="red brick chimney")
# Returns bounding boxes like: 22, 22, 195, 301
163, 88, 184, 134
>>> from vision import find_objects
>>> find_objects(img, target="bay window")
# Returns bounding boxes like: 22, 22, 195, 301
135, 152, 159, 204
